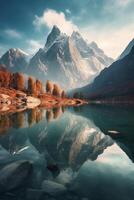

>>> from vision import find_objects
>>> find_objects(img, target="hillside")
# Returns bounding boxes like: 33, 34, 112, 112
73, 45, 134, 102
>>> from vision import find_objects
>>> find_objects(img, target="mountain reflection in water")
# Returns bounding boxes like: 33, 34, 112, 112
0, 105, 134, 200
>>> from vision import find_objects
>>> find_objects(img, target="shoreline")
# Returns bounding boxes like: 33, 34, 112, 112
0, 88, 88, 115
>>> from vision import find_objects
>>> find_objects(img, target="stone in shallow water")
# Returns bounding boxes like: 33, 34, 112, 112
0, 160, 33, 192
27, 189, 44, 200
42, 180, 67, 196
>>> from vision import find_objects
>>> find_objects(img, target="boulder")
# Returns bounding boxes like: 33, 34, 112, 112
0, 160, 33, 192
42, 180, 67, 196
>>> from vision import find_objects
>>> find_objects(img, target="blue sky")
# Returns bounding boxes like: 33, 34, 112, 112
0, 0, 134, 58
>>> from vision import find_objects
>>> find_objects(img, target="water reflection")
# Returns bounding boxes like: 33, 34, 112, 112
71, 104, 134, 161
0, 107, 64, 134
0, 105, 133, 200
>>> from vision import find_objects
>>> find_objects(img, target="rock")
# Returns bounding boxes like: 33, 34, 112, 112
0, 160, 33, 192
26, 96, 41, 109
0, 145, 12, 164
42, 180, 67, 196
55, 168, 73, 185
27, 189, 44, 200
81, 198, 89, 200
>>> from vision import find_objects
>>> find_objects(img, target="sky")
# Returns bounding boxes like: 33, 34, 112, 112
0, 0, 134, 58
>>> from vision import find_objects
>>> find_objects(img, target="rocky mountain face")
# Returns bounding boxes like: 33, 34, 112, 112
71, 32, 113, 71
0, 48, 29, 73
28, 26, 113, 88
75, 45, 134, 99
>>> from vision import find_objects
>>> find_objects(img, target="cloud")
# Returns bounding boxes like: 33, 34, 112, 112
33, 9, 78, 35
27, 39, 43, 55
81, 23, 134, 59
116, 0, 131, 7
4, 29, 22, 39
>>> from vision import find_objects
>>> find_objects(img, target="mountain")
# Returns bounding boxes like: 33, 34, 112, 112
28, 26, 113, 88
0, 48, 29, 72
119, 38, 134, 60
71, 32, 113, 69
75, 45, 134, 100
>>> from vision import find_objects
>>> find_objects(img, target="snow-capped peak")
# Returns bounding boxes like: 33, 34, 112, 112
71, 31, 82, 39
17, 48, 29, 56
45, 25, 61, 50
8, 48, 29, 57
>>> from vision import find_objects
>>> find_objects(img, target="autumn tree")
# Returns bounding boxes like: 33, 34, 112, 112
10, 73, 25, 91
46, 80, 53, 94
0, 65, 11, 88
52, 84, 61, 97
61, 90, 66, 98
36, 79, 44, 96
16, 73, 25, 91
28, 76, 36, 96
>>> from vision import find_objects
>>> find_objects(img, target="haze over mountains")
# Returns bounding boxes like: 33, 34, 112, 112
0, 25, 113, 89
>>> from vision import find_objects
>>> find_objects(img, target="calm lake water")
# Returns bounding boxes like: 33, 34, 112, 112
0, 105, 134, 200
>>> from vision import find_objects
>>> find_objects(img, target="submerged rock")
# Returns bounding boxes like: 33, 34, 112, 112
27, 188, 44, 200
0, 145, 12, 164
42, 180, 67, 196
0, 160, 33, 193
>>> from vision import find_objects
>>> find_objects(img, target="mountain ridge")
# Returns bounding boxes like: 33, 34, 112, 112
28, 26, 114, 88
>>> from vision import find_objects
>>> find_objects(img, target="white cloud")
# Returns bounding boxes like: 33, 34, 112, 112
81, 23, 134, 59
26, 39, 43, 55
4, 29, 22, 39
33, 9, 78, 35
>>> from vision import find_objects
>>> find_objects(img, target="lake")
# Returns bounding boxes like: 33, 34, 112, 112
0, 105, 134, 200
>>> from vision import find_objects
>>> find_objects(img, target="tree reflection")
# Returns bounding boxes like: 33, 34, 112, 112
0, 106, 65, 134
53, 107, 62, 119
16, 112, 25, 128
28, 108, 43, 127
0, 115, 12, 134
46, 110, 53, 122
